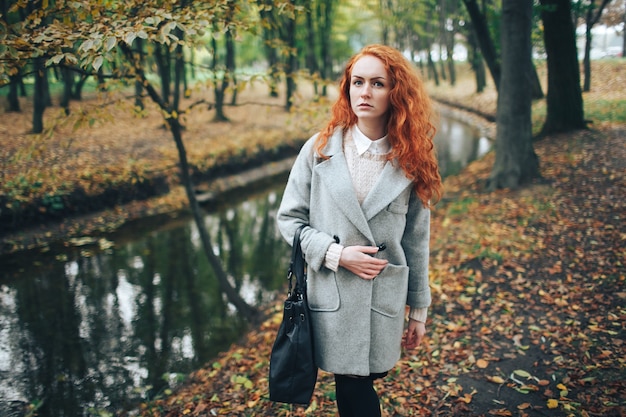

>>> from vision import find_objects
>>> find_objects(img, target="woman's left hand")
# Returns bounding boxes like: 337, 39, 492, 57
402, 319, 425, 349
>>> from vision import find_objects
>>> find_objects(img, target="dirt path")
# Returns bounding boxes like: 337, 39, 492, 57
430, 127, 625, 416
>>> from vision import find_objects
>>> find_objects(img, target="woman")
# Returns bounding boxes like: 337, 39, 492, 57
276, 44, 442, 416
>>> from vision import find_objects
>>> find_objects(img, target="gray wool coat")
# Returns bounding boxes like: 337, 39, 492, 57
276, 128, 432, 376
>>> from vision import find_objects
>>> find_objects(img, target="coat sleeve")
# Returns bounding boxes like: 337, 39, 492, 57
276, 135, 337, 272
403, 191, 432, 310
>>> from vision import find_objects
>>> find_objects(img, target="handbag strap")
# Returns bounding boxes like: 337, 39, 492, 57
288, 225, 307, 297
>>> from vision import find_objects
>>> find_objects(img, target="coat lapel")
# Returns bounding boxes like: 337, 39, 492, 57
361, 161, 412, 221
313, 128, 413, 241
316, 153, 375, 242
314, 129, 375, 242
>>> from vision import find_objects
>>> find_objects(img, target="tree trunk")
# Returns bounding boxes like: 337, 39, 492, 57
582, 0, 612, 92
32, 58, 47, 134
438, 1, 448, 82
446, 45, 456, 86
258, 0, 280, 97
190, 48, 196, 80
267, 53, 280, 98
623, 8, 626, 58
488, 0, 539, 190
462, 0, 501, 90
380, 0, 391, 45
305, 5, 320, 97
155, 44, 171, 104
173, 29, 184, 111
225, 29, 237, 106
7, 74, 21, 112
60, 66, 74, 115
284, 4, 298, 112
119, 43, 259, 324
173, 47, 183, 112
475, 52, 486, 92
319, 0, 334, 96
73, 74, 88, 100
530, 62, 544, 99
19, 77, 26, 97
211, 35, 229, 122
134, 38, 144, 110
439, 0, 456, 85
97, 67, 107, 92
183, 56, 189, 100
540, 0, 586, 134
467, 24, 486, 93
43, 66, 52, 107
438, 44, 447, 81
427, 51, 440, 85
583, 20, 593, 92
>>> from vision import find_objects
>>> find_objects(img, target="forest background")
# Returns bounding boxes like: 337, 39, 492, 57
0, 0, 624, 416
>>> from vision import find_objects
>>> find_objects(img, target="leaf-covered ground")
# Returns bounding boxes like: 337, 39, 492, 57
117, 63, 624, 416
124, 125, 624, 417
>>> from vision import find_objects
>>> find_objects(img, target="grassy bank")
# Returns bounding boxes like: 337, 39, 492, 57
0, 79, 328, 253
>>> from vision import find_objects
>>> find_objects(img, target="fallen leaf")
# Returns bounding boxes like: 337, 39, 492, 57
488, 375, 506, 384
489, 408, 513, 416
477, 359, 489, 368
513, 369, 532, 378
458, 393, 473, 404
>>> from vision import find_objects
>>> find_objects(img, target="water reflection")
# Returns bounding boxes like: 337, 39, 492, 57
435, 115, 491, 177
0, 187, 289, 416
0, 114, 490, 416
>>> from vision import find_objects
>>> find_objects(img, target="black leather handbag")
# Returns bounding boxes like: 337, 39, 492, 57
269, 225, 318, 405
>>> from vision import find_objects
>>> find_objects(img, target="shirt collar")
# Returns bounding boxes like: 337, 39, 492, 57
351, 125, 390, 156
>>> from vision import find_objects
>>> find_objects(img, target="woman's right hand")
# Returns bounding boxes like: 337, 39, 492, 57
338, 245, 388, 280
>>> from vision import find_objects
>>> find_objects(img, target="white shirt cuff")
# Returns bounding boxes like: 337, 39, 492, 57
324, 243, 343, 272
409, 307, 428, 323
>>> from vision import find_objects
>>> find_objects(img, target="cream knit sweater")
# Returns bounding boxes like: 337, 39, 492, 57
344, 132, 388, 204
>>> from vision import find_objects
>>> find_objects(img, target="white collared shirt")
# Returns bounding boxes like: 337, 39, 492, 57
352, 125, 390, 155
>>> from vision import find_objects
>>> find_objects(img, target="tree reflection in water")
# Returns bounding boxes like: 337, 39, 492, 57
0, 186, 289, 417
435, 112, 491, 178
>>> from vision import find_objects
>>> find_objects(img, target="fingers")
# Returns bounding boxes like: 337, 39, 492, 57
339, 245, 388, 280
402, 320, 426, 350
349, 264, 382, 280
356, 245, 380, 255
358, 270, 381, 280
341, 246, 387, 265
415, 330, 424, 347
402, 328, 418, 349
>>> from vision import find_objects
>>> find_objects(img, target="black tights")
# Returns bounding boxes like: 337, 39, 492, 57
334, 374, 383, 417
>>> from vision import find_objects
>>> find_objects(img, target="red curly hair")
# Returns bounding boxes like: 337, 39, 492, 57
315, 44, 442, 206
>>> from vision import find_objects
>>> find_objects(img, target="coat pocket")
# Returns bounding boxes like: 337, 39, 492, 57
386, 200, 409, 215
371, 264, 409, 317
307, 268, 341, 312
